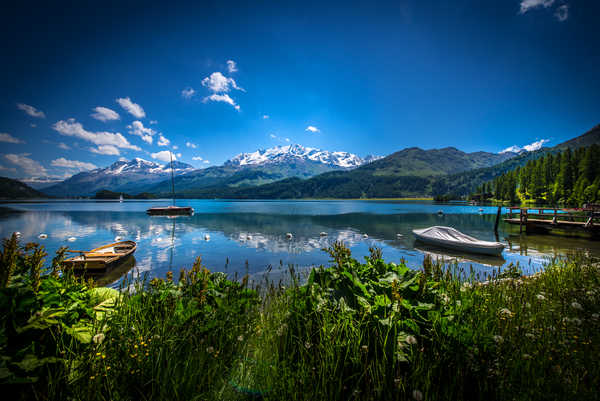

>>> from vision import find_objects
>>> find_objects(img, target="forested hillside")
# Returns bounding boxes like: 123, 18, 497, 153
472, 145, 600, 206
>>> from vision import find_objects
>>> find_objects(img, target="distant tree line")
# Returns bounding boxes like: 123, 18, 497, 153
472, 145, 600, 206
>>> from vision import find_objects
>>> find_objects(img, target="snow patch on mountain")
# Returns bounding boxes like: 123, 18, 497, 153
226, 144, 380, 169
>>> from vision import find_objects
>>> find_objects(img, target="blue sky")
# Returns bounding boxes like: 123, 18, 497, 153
0, 0, 599, 181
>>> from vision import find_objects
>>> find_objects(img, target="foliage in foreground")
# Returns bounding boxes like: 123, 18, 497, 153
1, 235, 599, 400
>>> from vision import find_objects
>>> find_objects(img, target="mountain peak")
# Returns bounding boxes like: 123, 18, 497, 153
226, 143, 375, 169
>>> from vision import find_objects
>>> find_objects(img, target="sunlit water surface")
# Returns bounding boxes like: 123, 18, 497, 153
1, 200, 599, 287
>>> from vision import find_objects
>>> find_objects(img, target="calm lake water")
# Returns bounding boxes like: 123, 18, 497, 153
1, 200, 599, 287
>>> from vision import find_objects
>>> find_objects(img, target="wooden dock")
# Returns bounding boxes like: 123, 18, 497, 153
503, 206, 600, 236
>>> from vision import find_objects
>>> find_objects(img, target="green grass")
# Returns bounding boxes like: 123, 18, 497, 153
1, 234, 599, 400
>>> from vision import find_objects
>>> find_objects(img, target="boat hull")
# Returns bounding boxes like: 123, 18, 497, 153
413, 228, 504, 256
146, 206, 194, 216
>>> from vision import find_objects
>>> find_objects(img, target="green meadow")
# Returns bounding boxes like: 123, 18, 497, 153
1, 234, 598, 401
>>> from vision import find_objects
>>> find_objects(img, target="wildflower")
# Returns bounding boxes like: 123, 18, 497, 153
498, 308, 513, 318
361, 345, 368, 353
456, 300, 462, 307
237, 335, 244, 342
92, 333, 106, 344
206, 346, 214, 354
493, 335, 504, 344
571, 301, 582, 310
526, 302, 531, 308
153, 334, 161, 340
406, 335, 417, 345
412, 389, 424, 401
525, 333, 535, 339
304, 341, 312, 350
460, 282, 472, 292
536, 294, 546, 301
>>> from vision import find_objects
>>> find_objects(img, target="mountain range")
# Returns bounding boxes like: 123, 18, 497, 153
5, 124, 599, 199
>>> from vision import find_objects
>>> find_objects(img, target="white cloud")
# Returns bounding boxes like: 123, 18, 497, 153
0, 133, 25, 144
176, 152, 182, 158
181, 87, 196, 99
269, 133, 276, 139
149, 120, 158, 125
285, 137, 290, 142
499, 139, 550, 154
519, 0, 554, 14
58, 142, 70, 150
173, 145, 178, 150
202, 71, 244, 93
17, 103, 45, 118
127, 120, 155, 144
262, 114, 270, 119
192, 156, 203, 161
51, 157, 97, 171
119, 157, 128, 162
90, 145, 120, 155
91, 106, 120, 122
227, 60, 238, 73
157, 134, 170, 147
116, 97, 146, 118
554, 4, 568, 21
53, 119, 141, 155
203, 160, 210, 164
4, 153, 47, 176
305, 126, 320, 133
186, 142, 197, 149
203, 93, 241, 111
151, 150, 176, 162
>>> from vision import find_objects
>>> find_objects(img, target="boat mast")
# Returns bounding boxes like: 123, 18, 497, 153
170, 150, 175, 206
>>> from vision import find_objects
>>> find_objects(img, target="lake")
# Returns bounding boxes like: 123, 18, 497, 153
1, 199, 599, 287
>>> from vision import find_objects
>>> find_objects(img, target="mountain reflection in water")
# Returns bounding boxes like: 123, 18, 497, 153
1, 200, 599, 287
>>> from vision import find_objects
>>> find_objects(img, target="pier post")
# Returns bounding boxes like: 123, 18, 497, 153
494, 206, 501, 234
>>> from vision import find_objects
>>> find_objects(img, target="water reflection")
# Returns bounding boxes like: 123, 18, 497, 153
0, 203, 599, 288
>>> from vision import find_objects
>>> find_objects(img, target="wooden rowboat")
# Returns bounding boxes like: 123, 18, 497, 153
63, 240, 136, 271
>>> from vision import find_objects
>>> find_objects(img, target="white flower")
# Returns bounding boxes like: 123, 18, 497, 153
493, 335, 504, 344
406, 335, 418, 345
525, 333, 535, 339
536, 294, 546, 301
206, 346, 214, 354
237, 335, 244, 342
92, 333, 105, 344
571, 301, 582, 310
412, 390, 423, 401
456, 300, 462, 307
498, 308, 514, 318
439, 293, 450, 304
304, 341, 312, 349
460, 282, 472, 292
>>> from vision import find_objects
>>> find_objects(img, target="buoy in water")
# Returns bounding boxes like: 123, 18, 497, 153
204, 234, 210, 241
319, 232, 327, 236
286, 233, 293, 239
246, 235, 252, 240
38, 233, 48, 239
68, 237, 77, 242
396, 233, 403, 238
114, 236, 123, 241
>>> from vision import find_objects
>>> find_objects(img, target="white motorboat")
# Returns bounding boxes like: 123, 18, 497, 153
412, 226, 504, 256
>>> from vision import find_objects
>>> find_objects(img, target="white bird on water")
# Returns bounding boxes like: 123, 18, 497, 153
246, 235, 253, 240
319, 232, 327, 237
114, 236, 123, 242
286, 233, 293, 239
363, 233, 369, 239
38, 233, 48, 239
68, 237, 77, 242
204, 234, 210, 241
396, 233, 403, 238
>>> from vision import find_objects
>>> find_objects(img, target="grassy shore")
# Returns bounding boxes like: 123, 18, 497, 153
1, 234, 599, 400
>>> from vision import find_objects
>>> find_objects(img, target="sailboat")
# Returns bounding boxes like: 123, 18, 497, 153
119, 194, 124, 202
146, 151, 194, 216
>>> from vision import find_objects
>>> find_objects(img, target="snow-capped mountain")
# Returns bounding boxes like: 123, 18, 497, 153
42, 158, 195, 197
226, 144, 380, 169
